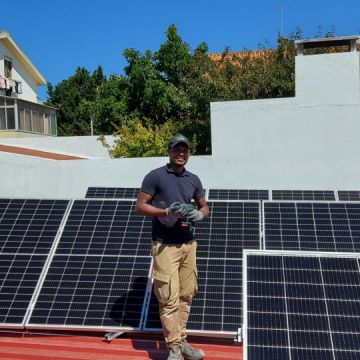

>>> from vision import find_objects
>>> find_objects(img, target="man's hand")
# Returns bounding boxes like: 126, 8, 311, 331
166, 202, 181, 216
187, 209, 204, 222
165, 202, 194, 216
174, 203, 194, 216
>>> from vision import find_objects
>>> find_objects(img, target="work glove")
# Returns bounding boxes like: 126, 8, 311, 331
174, 202, 194, 217
165, 202, 194, 217
187, 209, 204, 222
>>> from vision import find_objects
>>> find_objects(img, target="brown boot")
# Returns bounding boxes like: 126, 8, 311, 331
167, 344, 184, 360
181, 340, 205, 360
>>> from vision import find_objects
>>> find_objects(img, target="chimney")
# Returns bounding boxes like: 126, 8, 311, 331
294, 35, 360, 104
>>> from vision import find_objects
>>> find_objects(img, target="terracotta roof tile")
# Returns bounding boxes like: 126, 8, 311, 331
209, 49, 272, 62
0, 144, 84, 160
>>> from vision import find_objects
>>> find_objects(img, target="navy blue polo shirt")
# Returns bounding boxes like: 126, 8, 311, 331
141, 164, 204, 244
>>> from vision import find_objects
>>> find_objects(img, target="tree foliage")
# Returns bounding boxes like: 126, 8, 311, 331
99, 118, 198, 158
46, 25, 338, 157
46, 66, 105, 136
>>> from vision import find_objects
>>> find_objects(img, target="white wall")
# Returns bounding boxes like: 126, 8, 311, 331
0, 41, 39, 102
211, 99, 360, 188
209, 49, 360, 190
0, 152, 213, 199
1, 48, 360, 198
295, 52, 360, 105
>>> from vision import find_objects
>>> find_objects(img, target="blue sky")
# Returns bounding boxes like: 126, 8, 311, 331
2, 0, 360, 100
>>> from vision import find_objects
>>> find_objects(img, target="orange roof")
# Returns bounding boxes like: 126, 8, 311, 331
0, 144, 84, 160
209, 49, 273, 62
0, 330, 243, 360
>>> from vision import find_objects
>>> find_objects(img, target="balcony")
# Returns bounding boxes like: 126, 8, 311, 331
0, 95, 57, 137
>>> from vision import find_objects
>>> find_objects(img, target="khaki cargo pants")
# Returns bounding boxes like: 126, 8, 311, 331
152, 240, 198, 346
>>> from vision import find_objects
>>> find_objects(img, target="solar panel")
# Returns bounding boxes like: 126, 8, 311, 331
0, 199, 70, 254
0, 253, 48, 327
85, 187, 140, 199
243, 250, 360, 360
272, 190, 336, 201
55, 200, 152, 256
27, 199, 153, 330
144, 201, 261, 334
28, 255, 151, 329
338, 190, 360, 201
208, 189, 269, 200
196, 201, 261, 259
144, 257, 243, 334
0, 199, 70, 328
264, 201, 360, 252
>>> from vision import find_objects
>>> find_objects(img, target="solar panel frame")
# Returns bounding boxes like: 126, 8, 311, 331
54, 199, 152, 257
0, 198, 72, 328
243, 249, 360, 360
208, 189, 269, 201
26, 199, 153, 331
262, 200, 360, 252
26, 255, 153, 331
272, 190, 336, 201
85, 187, 140, 199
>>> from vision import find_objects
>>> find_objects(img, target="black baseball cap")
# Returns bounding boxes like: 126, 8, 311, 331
168, 134, 191, 149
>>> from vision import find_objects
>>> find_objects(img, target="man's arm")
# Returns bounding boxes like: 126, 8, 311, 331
195, 196, 210, 218
136, 190, 168, 217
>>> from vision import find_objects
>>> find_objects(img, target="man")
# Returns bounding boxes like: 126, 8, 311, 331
136, 134, 209, 360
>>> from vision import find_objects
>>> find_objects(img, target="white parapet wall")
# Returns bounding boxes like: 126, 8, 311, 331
210, 46, 360, 190
295, 51, 360, 105
210, 99, 360, 188
2, 39, 360, 198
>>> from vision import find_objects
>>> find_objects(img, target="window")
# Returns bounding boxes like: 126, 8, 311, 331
6, 108, 15, 129
0, 108, 5, 129
25, 109, 31, 131
4, 57, 12, 78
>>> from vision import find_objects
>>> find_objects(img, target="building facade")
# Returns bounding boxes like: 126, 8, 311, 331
0, 31, 57, 136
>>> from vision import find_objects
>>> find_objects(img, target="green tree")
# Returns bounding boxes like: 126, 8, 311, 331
87, 74, 129, 134
50, 25, 341, 156
100, 118, 198, 158
46, 66, 105, 135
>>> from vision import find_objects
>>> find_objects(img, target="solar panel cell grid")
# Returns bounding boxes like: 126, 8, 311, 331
208, 189, 269, 200
196, 201, 260, 259
56, 200, 152, 257
145, 200, 260, 334
86, 187, 140, 199
0, 199, 70, 328
28, 255, 151, 329
264, 202, 360, 252
244, 252, 360, 360
27, 199, 155, 330
0, 254, 48, 326
0, 199, 69, 254
145, 257, 243, 333
272, 190, 336, 201
338, 191, 360, 201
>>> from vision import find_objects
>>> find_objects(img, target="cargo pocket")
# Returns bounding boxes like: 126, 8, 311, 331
153, 271, 171, 304
151, 241, 162, 256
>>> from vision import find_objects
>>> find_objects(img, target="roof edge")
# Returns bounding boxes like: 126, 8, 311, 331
0, 30, 46, 85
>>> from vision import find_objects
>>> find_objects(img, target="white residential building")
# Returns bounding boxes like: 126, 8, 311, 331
0, 31, 57, 137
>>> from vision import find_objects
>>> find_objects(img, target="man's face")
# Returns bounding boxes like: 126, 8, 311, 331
169, 143, 190, 168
